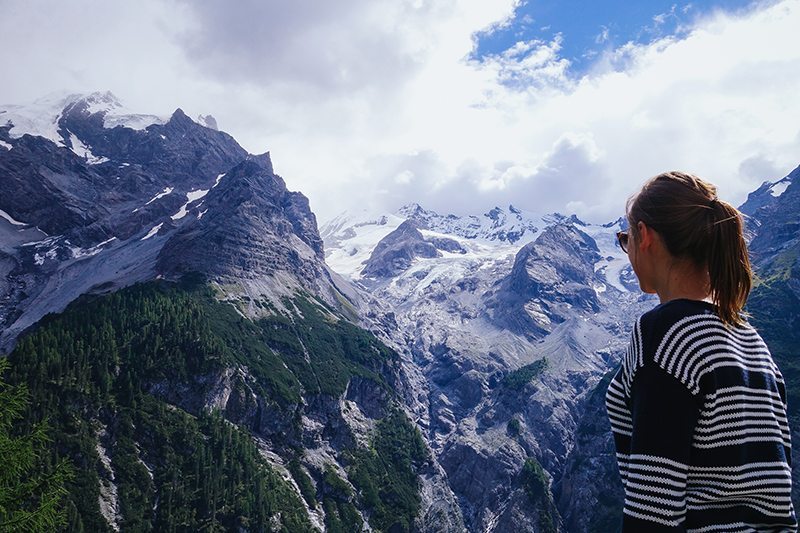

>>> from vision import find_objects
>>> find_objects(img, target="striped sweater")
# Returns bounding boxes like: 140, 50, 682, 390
606, 299, 797, 532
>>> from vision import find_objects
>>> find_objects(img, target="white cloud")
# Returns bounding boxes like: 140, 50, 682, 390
1, 0, 799, 225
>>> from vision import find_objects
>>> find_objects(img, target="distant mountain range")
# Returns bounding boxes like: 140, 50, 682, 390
1, 91, 798, 532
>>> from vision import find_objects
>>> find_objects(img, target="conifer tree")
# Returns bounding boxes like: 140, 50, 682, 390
0, 359, 72, 532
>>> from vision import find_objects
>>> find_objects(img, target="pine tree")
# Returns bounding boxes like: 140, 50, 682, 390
0, 359, 73, 532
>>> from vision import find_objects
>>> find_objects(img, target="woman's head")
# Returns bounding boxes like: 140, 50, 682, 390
626, 171, 752, 325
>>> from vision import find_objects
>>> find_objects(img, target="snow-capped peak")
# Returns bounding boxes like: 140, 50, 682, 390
0, 91, 79, 146
76, 90, 124, 114
0, 91, 167, 144
769, 176, 792, 197
322, 202, 633, 294
397, 203, 548, 244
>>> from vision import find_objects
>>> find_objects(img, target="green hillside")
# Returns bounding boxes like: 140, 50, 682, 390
1, 278, 424, 532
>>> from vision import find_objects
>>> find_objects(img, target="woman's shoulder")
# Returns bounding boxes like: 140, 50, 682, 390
634, 299, 767, 393
636, 299, 728, 360
640, 298, 717, 327
639, 298, 756, 337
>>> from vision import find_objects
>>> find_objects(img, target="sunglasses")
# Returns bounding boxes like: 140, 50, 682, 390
616, 231, 629, 253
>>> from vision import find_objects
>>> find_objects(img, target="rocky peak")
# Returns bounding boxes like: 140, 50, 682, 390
743, 165, 800, 269
165, 108, 194, 130
396, 202, 429, 219
361, 219, 439, 278
393, 203, 546, 244
740, 165, 798, 219
486, 206, 504, 222
155, 152, 328, 292
485, 223, 602, 338
245, 151, 275, 174
197, 114, 218, 130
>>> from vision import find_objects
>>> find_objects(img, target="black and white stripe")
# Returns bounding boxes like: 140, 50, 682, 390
623, 454, 689, 527
653, 315, 780, 395
605, 300, 796, 531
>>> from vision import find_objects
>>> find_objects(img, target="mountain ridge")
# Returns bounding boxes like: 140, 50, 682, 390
3, 91, 800, 532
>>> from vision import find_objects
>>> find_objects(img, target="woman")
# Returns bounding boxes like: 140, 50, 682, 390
605, 171, 796, 532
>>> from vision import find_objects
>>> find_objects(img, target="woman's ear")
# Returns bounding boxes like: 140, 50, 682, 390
637, 221, 655, 250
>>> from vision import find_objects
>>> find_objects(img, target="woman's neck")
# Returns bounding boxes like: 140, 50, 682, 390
654, 259, 711, 304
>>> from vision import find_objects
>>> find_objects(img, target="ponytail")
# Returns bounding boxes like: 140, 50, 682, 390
627, 172, 753, 326
707, 199, 751, 326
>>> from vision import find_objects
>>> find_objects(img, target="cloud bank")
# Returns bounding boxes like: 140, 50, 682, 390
1, 0, 799, 223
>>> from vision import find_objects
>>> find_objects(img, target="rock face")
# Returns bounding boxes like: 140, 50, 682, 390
741, 164, 800, 264
323, 205, 656, 532
737, 165, 800, 506
362, 220, 441, 278
1, 92, 466, 531
156, 155, 328, 290
0, 92, 352, 351
553, 371, 624, 533
485, 224, 603, 339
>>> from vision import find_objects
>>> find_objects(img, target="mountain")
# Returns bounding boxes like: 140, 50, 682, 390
0, 91, 358, 352
322, 203, 656, 531
4, 91, 799, 532
321, 176, 800, 531
0, 92, 462, 532
737, 164, 800, 504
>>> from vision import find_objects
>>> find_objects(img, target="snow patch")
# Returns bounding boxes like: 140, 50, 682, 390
322, 211, 405, 278
83, 91, 166, 130
770, 180, 790, 197
70, 237, 117, 259
214, 172, 226, 187
581, 221, 631, 293
134, 187, 174, 212
21, 235, 59, 248
593, 282, 607, 295
0, 139, 11, 150
0, 92, 71, 146
0, 91, 165, 146
0, 208, 27, 226
171, 188, 210, 221
141, 223, 164, 240
69, 133, 109, 164
103, 113, 164, 130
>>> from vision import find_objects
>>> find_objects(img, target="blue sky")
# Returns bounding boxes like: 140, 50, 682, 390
474, 1, 757, 74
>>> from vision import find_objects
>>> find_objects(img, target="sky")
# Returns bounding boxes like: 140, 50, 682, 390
1, 0, 799, 224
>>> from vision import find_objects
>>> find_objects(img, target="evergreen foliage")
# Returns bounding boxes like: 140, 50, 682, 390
287, 459, 317, 508
0, 359, 72, 532
501, 358, 548, 391
321, 465, 363, 533
3, 280, 383, 531
1, 277, 412, 531
256, 295, 396, 397
521, 458, 557, 533
347, 408, 428, 532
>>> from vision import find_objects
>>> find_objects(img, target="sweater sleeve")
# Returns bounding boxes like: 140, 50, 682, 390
621, 362, 699, 532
